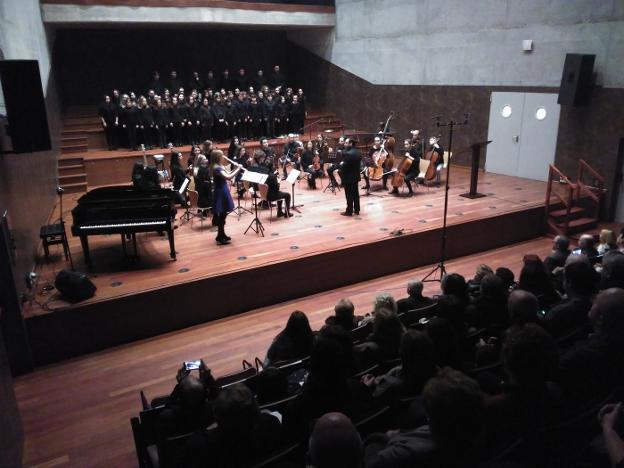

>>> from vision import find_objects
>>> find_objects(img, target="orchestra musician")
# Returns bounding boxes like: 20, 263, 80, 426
426, 135, 444, 183
327, 136, 346, 189
260, 137, 276, 169
169, 151, 187, 205
390, 136, 422, 196
194, 155, 213, 209
210, 149, 242, 245
363, 136, 382, 191
280, 134, 300, 180
340, 138, 362, 216
266, 170, 293, 218
301, 141, 323, 189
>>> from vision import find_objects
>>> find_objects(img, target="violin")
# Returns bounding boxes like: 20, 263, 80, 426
312, 150, 322, 171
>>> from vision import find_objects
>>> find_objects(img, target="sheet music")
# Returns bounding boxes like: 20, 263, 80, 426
242, 171, 268, 184
286, 169, 301, 185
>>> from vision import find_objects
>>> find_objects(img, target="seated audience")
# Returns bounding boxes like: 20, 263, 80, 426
396, 280, 434, 313
265, 310, 315, 366
363, 368, 485, 468
508, 289, 540, 328
184, 383, 283, 468
543, 255, 595, 337
325, 298, 362, 331
485, 324, 563, 446
309, 412, 363, 468
544, 235, 571, 273
495, 266, 516, 293
465, 273, 509, 334
466, 264, 494, 296
424, 317, 464, 370
557, 288, 624, 402
598, 229, 617, 255
600, 250, 624, 290
355, 308, 405, 368
573, 233, 599, 260
598, 402, 624, 468
518, 256, 560, 310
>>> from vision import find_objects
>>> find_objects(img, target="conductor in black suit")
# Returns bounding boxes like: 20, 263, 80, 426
340, 138, 362, 217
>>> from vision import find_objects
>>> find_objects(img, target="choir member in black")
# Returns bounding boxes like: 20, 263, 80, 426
269, 65, 285, 89
210, 150, 242, 245
188, 71, 203, 93
148, 71, 164, 96
263, 93, 277, 138
327, 136, 346, 189
275, 96, 288, 137
235, 68, 247, 91
212, 98, 227, 141
199, 98, 213, 142
205, 71, 217, 92
169, 151, 187, 205
340, 138, 362, 216
138, 97, 154, 149
289, 95, 305, 134
224, 99, 237, 140
266, 170, 292, 218
254, 69, 266, 90
248, 96, 264, 138
220, 69, 233, 91
122, 99, 140, 151
169, 70, 183, 95
154, 99, 170, 148
98, 95, 118, 150
301, 141, 322, 189
179, 97, 191, 145
187, 96, 201, 145
260, 137, 276, 169
234, 94, 249, 139
112, 89, 121, 106
169, 96, 184, 147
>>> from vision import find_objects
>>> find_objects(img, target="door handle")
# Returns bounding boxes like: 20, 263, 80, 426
513, 135, 519, 143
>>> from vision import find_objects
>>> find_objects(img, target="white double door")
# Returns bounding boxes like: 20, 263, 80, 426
485, 92, 561, 182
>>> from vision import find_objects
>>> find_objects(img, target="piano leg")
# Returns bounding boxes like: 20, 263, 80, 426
131, 233, 139, 258
80, 235, 92, 269
121, 234, 128, 258
168, 227, 176, 260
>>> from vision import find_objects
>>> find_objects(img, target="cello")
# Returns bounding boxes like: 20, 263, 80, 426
368, 112, 395, 180
392, 139, 414, 188
424, 135, 442, 181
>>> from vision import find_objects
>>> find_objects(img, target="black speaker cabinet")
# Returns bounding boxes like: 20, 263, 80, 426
55, 269, 96, 302
558, 54, 595, 107
0, 60, 51, 153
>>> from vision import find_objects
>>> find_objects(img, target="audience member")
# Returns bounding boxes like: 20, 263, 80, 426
355, 308, 405, 368
467, 264, 494, 296
363, 368, 485, 468
518, 256, 561, 310
424, 317, 464, 370
544, 235, 571, 273
600, 250, 624, 290
598, 229, 617, 255
543, 255, 595, 337
557, 288, 624, 401
495, 266, 516, 292
265, 310, 315, 366
396, 280, 434, 313
325, 298, 361, 331
573, 233, 599, 260
598, 402, 624, 468
508, 289, 540, 328
465, 273, 509, 334
309, 412, 363, 468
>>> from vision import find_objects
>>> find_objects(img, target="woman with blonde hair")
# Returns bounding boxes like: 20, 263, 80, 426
598, 229, 617, 255
210, 150, 242, 245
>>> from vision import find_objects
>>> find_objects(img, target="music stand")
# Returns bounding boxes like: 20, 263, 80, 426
179, 177, 194, 223
287, 169, 303, 213
242, 171, 268, 236
232, 179, 253, 219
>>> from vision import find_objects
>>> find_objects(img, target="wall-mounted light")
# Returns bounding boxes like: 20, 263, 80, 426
523, 40, 533, 52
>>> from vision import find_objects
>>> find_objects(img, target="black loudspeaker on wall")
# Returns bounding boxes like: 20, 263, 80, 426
55, 269, 97, 302
0, 60, 52, 153
557, 54, 595, 107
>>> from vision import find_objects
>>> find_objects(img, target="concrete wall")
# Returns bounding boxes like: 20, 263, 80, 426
289, 0, 624, 88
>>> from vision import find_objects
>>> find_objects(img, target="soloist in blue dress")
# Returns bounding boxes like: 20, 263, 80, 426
212, 165, 235, 215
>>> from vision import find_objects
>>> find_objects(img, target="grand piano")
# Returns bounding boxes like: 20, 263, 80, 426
71, 186, 177, 268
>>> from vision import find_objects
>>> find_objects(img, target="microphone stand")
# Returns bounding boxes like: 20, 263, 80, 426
57, 187, 74, 270
422, 114, 469, 283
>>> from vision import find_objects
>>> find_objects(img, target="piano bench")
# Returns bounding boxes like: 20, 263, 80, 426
40, 223, 69, 261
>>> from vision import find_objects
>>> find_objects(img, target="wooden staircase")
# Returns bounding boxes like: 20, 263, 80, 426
545, 159, 607, 237
58, 106, 97, 194
303, 111, 345, 136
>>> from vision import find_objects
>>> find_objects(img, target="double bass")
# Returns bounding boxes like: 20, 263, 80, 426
368, 112, 395, 180
424, 135, 442, 181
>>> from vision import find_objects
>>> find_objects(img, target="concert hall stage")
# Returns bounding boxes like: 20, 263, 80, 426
26, 167, 548, 365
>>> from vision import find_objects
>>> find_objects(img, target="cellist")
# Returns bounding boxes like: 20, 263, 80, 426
425, 135, 444, 182
390, 138, 421, 196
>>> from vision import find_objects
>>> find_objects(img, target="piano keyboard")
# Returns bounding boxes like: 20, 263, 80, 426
79, 220, 166, 230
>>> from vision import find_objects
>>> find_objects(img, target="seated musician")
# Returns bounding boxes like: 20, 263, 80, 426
301, 140, 323, 189
260, 137, 276, 169
194, 156, 213, 209
390, 138, 421, 196
266, 170, 292, 218
280, 134, 299, 180
169, 151, 187, 205
363, 136, 383, 191
327, 136, 346, 188
427, 135, 445, 182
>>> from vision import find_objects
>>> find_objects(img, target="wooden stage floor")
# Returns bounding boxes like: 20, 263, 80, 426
28, 166, 547, 317
16, 236, 555, 468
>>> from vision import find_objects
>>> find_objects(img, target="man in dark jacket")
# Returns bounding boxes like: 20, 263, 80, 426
340, 138, 362, 216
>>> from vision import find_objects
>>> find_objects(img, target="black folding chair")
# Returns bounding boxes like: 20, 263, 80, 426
350, 321, 373, 344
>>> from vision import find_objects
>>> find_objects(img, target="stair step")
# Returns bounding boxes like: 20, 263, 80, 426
558, 217, 597, 234
64, 117, 100, 126
61, 135, 88, 144
59, 181, 87, 193
59, 155, 85, 164
59, 164, 85, 176
61, 143, 89, 154
549, 206, 586, 221
59, 173, 87, 184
